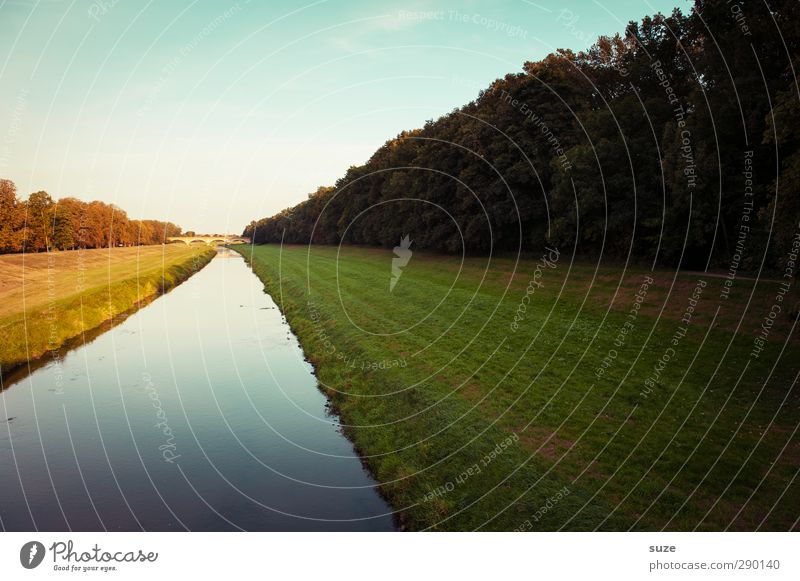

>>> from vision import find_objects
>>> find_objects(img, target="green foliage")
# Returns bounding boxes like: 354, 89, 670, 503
244, 0, 799, 271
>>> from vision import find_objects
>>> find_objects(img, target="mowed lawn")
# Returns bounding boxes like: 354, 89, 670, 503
235, 244, 799, 531
0, 244, 214, 373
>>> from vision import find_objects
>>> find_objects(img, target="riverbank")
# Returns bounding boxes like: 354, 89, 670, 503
234, 244, 799, 531
0, 245, 215, 376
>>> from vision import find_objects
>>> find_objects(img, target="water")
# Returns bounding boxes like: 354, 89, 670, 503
0, 249, 395, 531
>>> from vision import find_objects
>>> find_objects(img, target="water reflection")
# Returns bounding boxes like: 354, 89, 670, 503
0, 249, 395, 531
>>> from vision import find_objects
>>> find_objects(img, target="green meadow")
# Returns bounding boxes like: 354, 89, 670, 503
235, 243, 799, 531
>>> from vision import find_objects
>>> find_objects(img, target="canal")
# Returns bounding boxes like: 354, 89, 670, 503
0, 248, 395, 531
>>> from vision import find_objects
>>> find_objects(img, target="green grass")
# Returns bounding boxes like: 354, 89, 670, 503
234, 243, 799, 531
0, 245, 215, 374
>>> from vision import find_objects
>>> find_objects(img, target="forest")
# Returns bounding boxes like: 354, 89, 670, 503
0, 179, 182, 253
243, 0, 799, 271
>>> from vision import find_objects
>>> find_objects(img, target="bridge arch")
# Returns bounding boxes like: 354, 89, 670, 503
165, 236, 252, 246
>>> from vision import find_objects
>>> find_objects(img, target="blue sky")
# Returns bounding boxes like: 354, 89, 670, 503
0, 0, 685, 234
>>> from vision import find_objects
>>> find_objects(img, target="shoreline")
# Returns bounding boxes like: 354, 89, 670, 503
230, 243, 799, 531
233, 246, 408, 530
0, 246, 216, 382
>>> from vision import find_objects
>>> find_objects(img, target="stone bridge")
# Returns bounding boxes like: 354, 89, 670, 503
166, 236, 251, 246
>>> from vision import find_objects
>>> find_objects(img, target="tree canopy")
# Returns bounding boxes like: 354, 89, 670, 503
0, 179, 182, 253
244, 0, 799, 272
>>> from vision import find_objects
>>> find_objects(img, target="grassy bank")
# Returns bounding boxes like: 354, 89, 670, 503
234, 244, 799, 531
0, 245, 215, 375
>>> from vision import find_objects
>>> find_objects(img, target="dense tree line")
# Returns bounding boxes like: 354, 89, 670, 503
244, 0, 799, 270
0, 179, 182, 253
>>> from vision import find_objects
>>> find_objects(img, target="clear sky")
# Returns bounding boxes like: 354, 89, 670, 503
0, 0, 685, 234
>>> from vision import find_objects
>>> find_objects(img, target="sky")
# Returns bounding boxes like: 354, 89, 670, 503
0, 0, 685, 234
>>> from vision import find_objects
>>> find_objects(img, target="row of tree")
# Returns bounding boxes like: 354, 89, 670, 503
244, 0, 799, 271
0, 179, 182, 253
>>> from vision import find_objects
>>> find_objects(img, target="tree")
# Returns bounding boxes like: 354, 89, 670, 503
0, 183, 190, 254
24, 191, 54, 252
51, 197, 83, 250
0, 179, 23, 253
243, 0, 798, 273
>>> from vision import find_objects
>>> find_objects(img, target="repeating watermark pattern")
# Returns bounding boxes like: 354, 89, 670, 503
595, 274, 654, 380
498, 89, 573, 172
555, 9, 629, 76
0, 0, 797, 543
728, 0, 752, 36
651, 60, 696, 189
138, 2, 248, 117
511, 247, 560, 332
421, 433, 519, 503
720, 150, 755, 300
87, 0, 121, 22
307, 300, 406, 370
142, 372, 181, 463
74, 247, 87, 293
397, 10, 528, 38
514, 486, 571, 530
0, 87, 28, 175
639, 280, 706, 399
750, 224, 800, 359
556, 9, 596, 49
448, 10, 528, 39
390, 234, 413, 293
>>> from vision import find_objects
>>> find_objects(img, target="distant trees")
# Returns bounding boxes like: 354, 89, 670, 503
0, 179, 24, 253
0, 181, 183, 253
26, 191, 54, 251
244, 0, 799, 272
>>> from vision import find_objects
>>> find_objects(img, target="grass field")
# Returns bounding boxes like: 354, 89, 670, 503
234, 243, 799, 531
0, 245, 215, 375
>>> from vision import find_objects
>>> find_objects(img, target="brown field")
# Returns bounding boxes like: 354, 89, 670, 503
0, 245, 207, 319
0, 244, 214, 373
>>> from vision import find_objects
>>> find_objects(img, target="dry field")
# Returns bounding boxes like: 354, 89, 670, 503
0, 245, 214, 373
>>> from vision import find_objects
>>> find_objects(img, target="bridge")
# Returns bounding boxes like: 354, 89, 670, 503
166, 236, 251, 246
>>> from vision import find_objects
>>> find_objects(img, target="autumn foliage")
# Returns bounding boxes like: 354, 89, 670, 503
0, 179, 182, 253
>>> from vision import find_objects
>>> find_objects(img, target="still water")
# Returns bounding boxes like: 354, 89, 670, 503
0, 249, 395, 531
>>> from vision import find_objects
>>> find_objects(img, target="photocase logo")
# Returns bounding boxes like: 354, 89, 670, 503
390, 235, 413, 292
20, 541, 45, 569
